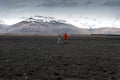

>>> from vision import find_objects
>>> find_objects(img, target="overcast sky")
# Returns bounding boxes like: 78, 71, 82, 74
0, 0, 120, 28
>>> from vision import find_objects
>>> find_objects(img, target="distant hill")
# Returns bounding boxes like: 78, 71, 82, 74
91, 27, 120, 34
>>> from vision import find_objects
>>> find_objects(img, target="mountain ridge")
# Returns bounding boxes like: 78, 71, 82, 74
0, 16, 120, 34
5, 16, 89, 34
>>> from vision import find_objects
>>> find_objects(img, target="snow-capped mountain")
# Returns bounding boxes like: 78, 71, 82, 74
1, 15, 120, 34
6, 16, 90, 34
25, 15, 68, 24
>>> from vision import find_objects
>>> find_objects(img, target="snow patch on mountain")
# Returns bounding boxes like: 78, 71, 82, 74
24, 15, 70, 24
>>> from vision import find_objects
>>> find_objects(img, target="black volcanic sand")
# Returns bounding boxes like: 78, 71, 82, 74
0, 35, 120, 80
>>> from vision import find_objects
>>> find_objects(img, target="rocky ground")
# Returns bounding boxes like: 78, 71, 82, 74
0, 35, 119, 80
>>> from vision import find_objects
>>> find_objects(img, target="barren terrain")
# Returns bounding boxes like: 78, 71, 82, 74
0, 35, 120, 80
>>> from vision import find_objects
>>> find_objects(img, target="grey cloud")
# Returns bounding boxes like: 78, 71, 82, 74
36, 0, 79, 7
0, 0, 104, 8
84, 0, 93, 6
103, 0, 120, 7
36, 0, 112, 8
0, 0, 27, 9
60, 0, 79, 6
15, 3, 26, 8
1, 0, 120, 10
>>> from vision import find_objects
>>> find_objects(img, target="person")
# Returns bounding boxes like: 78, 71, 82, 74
57, 35, 62, 44
63, 33, 68, 44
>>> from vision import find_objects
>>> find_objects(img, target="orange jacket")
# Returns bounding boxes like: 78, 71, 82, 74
63, 33, 68, 40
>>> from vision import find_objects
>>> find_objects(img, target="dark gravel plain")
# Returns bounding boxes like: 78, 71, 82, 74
0, 35, 120, 80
